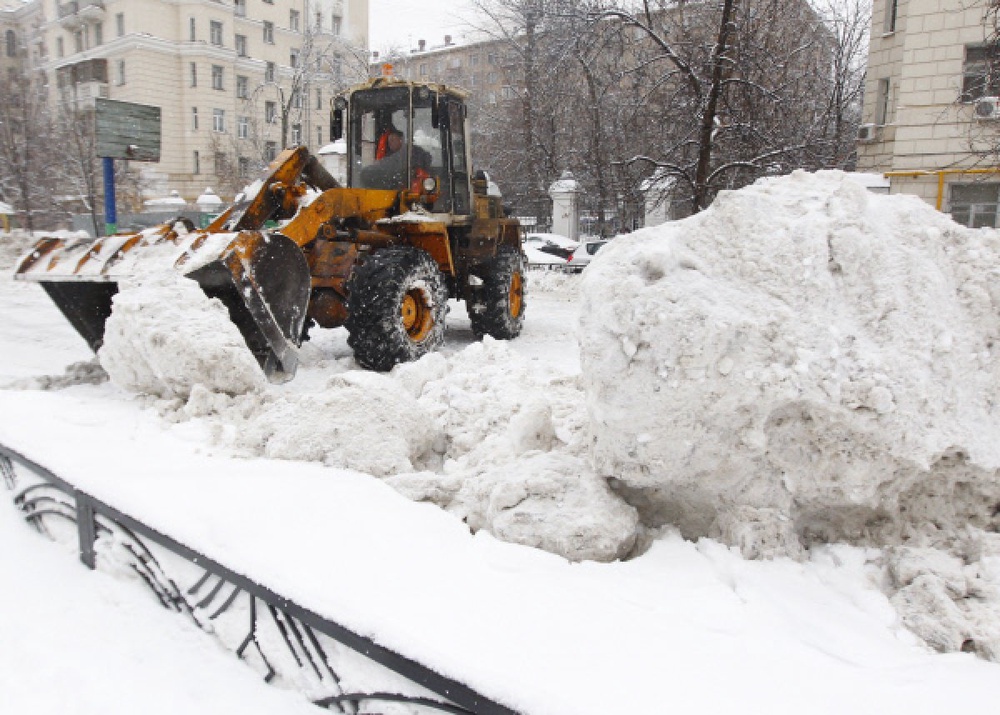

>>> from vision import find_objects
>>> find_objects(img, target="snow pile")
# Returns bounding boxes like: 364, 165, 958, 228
389, 341, 638, 562
160, 339, 638, 562
579, 169, 1000, 559
0, 230, 35, 269
98, 272, 266, 398
187, 370, 441, 476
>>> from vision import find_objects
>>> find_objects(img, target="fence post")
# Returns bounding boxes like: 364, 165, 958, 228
76, 495, 97, 570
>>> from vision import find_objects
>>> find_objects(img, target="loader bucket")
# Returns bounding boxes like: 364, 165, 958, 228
15, 228, 311, 382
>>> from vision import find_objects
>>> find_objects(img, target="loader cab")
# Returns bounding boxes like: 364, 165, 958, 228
335, 81, 472, 216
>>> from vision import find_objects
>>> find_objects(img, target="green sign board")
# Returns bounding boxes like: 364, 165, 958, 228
95, 98, 161, 162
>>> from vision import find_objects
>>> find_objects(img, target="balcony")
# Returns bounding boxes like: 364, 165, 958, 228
60, 81, 109, 109
58, 2, 106, 29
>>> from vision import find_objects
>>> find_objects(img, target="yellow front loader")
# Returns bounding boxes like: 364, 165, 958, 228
13, 77, 526, 378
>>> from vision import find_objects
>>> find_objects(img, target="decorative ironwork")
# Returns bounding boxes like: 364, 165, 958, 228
0, 444, 518, 715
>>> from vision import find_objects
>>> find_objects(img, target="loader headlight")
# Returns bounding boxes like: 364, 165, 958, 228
334, 96, 348, 110
422, 176, 437, 193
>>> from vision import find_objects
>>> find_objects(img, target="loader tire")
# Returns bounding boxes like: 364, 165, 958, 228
345, 247, 449, 371
468, 246, 526, 340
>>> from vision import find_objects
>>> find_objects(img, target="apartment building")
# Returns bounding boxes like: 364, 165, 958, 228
1, 0, 368, 201
373, 34, 513, 109
857, 0, 1000, 227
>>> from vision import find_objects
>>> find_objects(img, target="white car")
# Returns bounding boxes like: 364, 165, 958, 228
523, 244, 568, 269
523, 233, 578, 260
566, 239, 609, 272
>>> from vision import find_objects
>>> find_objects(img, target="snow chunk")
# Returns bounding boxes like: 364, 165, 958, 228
452, 452, 639, 562
98, 272, 265, 398
230, 371, 440, 476
580, 170, 1000, 558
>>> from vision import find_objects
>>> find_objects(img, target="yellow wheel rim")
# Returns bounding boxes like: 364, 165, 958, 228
509, 271, 523, 318
401, 288, 433, 341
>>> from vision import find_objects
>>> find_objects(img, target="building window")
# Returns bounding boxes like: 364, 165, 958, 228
331, 15, 341, 35
93, 23, 103, 46
238, 156, 251, 175
471, 54, 480, 66
290, 48, 299, 68
215, 152, 228, 175
265, 101, 276, 124
57, 37, 63, 58
235, 34, 247, 57
291, 89, 302, 108
487, 71, 497, 84
265, 141, 277, 162
4, 30, 14, 58
116, 59, 125, 85
74, 30, 83, 53
962, 45, 1000, 103
950, 184, 1000, 228
235, 0, 246, 17
213, 108, 225, 133
210, 21, 223, 47
238, 115, 249, 139
212, 65, 224, 90
315, 88, 322, 110
190, 62, 197, 87
317, 126, 323, 146
263, 0, 273, 4
263, 21, 274, 44
194, 150, 200, 174
236, 75, 248, 99
874, 77, 891, 125
290, 9, 300, 31
315, 11, 323, 30
116, 13, 124, 37
192, 106, 198, 130
189, 17, 196, 42
265, 61, 275, 83
419, 63, 427, 76
884, 0, 899, 34
291, 123, 301, 145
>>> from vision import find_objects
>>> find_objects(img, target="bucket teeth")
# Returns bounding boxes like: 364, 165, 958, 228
14, 228, 310, 382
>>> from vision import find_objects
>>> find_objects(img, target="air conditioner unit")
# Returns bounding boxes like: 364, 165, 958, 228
974, 96, 1000, 120
857, 123, 878, 142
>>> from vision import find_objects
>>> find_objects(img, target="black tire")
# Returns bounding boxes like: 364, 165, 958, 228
345, 247, 449, 371
468, 246, 526, 339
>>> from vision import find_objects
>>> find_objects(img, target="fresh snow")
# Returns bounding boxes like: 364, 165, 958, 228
2, 169, 1000, 713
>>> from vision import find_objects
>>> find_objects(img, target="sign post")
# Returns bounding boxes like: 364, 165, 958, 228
94, 98, 162, 236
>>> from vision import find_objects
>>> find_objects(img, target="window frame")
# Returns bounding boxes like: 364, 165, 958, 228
211, 64, 224, 91
210, 20, 223, 47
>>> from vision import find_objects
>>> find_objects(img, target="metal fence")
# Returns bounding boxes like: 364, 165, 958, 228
0, 441, 518, 715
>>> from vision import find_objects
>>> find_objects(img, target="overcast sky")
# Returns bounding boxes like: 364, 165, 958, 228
368, 0, 482, 53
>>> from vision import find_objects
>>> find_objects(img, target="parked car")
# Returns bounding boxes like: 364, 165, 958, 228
523, 233, 578, 261
524, 244, 569, 270
566, 239, 609, 272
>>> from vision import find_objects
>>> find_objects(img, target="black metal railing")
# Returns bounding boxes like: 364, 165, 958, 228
0, 442, 518, 715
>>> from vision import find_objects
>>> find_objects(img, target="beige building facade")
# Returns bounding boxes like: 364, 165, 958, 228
857, 0, 1000, 226
1, 0, 368, 202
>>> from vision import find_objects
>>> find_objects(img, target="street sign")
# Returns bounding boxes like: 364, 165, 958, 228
95, 98, 161, 162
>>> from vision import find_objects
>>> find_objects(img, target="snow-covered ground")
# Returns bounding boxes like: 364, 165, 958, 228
3, 172, 1000, 714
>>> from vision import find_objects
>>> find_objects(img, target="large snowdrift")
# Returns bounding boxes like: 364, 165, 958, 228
580, 170, 1000, 657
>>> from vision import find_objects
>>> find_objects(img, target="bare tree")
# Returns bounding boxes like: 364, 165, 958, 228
464, 0, 869, 226
0, 67, 60, 230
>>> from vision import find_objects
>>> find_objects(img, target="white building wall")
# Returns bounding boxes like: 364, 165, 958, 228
9, 0, 369, 202
857, 0, 998, 216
